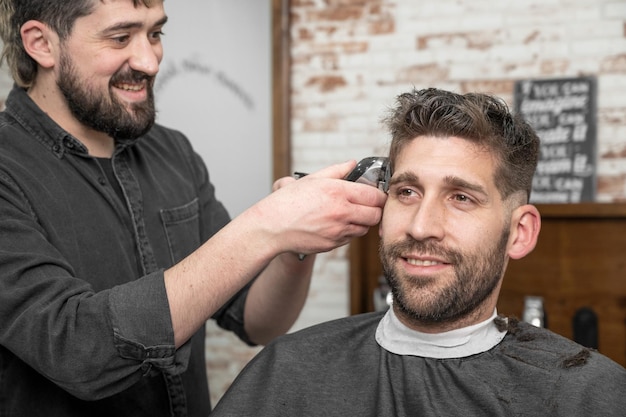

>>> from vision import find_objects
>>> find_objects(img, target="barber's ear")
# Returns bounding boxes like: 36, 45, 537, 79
507, 204, 541, 260
20, 20, 57, 69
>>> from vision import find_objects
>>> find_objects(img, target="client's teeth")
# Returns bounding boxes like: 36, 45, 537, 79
407, 259, 441, 266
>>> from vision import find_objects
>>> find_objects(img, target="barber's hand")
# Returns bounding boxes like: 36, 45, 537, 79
259, 160, 387, 256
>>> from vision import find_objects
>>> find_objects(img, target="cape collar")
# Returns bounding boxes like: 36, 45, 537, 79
375, 308, 506, 358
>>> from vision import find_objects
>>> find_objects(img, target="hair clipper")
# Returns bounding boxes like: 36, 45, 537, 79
294, 156, 390, 192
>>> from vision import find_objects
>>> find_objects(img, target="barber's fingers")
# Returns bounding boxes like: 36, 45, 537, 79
272, 176, 295, 191
279, 172, 387, 226
342, 180, 388, 209
289, 160, 359, 181
259, 165, 387, 254
343, 196, 385, 227
273, 160, 357, 191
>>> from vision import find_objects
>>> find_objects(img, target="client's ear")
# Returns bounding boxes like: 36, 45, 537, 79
507, 204, 541, 260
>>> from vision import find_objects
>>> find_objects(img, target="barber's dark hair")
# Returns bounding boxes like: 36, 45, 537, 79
383, 87, 540, 202
0, 0, 161, 87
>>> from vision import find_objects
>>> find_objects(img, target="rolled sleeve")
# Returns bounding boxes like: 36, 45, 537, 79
212, 280, 256, 346
108, 269, 191, 375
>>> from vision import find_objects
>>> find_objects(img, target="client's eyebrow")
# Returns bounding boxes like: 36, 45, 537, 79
387, 171, 419, 188
444, 175, 485, 193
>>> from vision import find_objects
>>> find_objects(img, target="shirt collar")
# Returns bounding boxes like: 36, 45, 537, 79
5, 85, 138, 158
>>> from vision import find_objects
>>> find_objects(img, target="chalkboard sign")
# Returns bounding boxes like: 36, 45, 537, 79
514, 76, 597, 203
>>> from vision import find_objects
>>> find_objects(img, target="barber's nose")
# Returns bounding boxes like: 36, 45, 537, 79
129, 39, 162, 76
407, 197, 445, 241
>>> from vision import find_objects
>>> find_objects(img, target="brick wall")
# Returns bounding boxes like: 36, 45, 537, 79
1, 0, 625, 407
288, 0, 626, 205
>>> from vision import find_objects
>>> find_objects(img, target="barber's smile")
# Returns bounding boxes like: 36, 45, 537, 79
112, 80, 148, 101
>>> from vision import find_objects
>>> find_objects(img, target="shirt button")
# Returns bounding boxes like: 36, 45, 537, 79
98, 177, 107, 186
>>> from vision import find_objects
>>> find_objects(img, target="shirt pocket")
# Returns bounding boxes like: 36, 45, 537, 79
160, 198, 201, 265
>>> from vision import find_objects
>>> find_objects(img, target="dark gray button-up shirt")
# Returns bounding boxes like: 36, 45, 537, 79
0, 86, 251, 417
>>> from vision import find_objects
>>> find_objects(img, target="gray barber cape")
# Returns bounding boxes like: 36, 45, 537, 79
211, 311, 626, 416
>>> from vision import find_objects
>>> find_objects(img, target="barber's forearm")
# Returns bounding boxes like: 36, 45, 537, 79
164, 212, 279, 348
243, 253, 315, 345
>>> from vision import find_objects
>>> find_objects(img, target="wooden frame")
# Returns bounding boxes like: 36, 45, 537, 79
272, 0, 291, 180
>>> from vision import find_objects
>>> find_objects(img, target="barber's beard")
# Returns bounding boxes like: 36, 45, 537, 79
57, 51, 156, 140
379, 229, 509, 326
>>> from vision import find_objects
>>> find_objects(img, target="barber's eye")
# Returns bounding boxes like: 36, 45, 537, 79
151, 30, 164, 40
113, 35, 130, 44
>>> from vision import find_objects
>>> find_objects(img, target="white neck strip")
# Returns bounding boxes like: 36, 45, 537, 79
375, 308, 506, 359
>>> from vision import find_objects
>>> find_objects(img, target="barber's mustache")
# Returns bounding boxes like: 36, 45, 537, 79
110, 70, 155, 86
